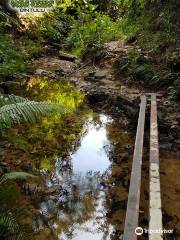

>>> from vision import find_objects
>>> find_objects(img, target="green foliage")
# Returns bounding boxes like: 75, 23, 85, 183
118, 17, 142, 42
57, 0, 96, 16
0, 209, 32, 240
39, 9, 74, 43
169, 78, 180, 101
19, 38, 43, 58
0, 94, 69, 130
0, 35, 28, 79
0, 184, 19, 209
118, 48, 157, 84
65, 13, 122, 57
0, 172, 35, 240
0, 94, 28, 106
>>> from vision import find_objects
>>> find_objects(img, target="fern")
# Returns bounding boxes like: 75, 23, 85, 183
0, 209, 32, 240
0, 94, 27, 107
0, 94, 69, 130
0, 172, 36, 239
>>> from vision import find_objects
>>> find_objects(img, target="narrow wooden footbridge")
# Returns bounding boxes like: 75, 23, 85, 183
123, 94, 163, 240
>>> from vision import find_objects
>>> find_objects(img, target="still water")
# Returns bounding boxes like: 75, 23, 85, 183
6, 77, 179, 240
34, 114, 120, 240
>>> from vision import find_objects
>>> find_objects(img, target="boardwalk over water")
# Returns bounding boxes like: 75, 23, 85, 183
123, 94, 163, 240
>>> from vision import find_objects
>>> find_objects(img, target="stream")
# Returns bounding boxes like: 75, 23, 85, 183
2, 73, 180, 240
34, 114, 117, 240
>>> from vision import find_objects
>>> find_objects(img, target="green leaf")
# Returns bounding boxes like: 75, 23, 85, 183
0, 94, 69, 130
0, 94, 27, 107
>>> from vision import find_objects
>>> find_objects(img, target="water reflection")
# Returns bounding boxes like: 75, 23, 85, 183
5, 74, 131, 239
72, 115, 111, 174
35, 114, 115, 239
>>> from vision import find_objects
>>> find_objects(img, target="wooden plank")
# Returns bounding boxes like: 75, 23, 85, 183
123, 95, 147, 240
149, 94, 163, 240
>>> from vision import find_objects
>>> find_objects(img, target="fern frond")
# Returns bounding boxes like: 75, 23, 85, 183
0, 209, 32, 240
0, 94, 27, 107
0, 172, 36, 184
0, 100, 68, 129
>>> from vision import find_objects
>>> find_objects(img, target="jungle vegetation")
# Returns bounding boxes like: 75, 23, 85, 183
0, 0, 180, 238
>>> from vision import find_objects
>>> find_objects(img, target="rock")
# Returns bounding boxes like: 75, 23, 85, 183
84, 71, 96, 82
35, 69, 57, 78
175, 139, 180, 144
42, 45, 57, 55
54, 69, 65, 77
4, 167, 11, 173
0, 162, 7, 167
94, 70, 106, 79
35, 69, 45, 75
177, 114, 180, 120
84, 76, 96, 82
157, 111, 166, 121
115, 95, 139, 120
84, 70, 107, 82
0, 162, 10, 173
59, 51, 78, 62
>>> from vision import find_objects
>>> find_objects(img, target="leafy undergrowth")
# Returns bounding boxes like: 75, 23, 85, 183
114, 1, 180, 100
117, 48, 180, 100
65, 13, 122, 58
1, 0, 179, 100
0, 35, 28, 80
118, 48, 158, 85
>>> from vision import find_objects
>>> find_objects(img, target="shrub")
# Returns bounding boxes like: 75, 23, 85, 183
18, 38, 43, 58
65, 13, 122, 57
169, 78, 180, 100
0, 35, 28, 80
118, 48, 157, 85
39, 8, 75, 44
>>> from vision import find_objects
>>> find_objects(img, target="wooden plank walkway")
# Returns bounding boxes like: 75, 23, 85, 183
123, 94, 164, 240
123, 95, 147, 240
149, 94, 163, 240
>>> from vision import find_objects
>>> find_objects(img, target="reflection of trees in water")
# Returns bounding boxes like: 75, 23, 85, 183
34, 115, 132, 240
102, 121, 132, 240
35, 162, 104, 239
